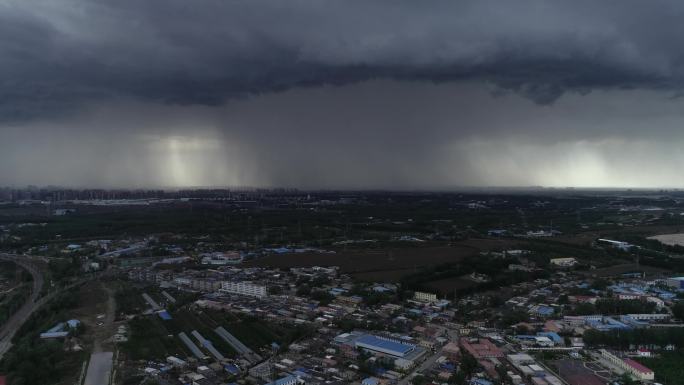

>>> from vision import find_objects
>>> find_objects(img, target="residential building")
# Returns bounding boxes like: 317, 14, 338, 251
220, 281, 267, 298
460, 338, 504, 359
414, 291, 437, 302
666, 276, 684, 291
549, 258, 577, 267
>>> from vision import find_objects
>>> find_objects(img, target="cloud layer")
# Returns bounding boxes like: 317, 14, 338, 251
3, 81, 684, 189
3, 0, 684, 121
3, 1, 684, 188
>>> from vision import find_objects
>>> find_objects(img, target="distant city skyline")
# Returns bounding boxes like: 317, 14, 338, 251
3, 1, 684, 188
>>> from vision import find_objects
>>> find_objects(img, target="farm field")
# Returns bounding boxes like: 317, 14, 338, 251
424, 276, 479, 296
123, 305, 311, 361
246, 243, 489, 282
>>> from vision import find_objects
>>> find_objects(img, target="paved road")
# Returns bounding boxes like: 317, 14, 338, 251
0, 254, 45, 360
398, 328, 458, 385
83, 351, 114, 385
398, 347, 445, 385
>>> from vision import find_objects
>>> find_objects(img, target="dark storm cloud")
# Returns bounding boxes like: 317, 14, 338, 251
4, 81, 684, 189
2, 0, 684, 120
5, 1, 684, 189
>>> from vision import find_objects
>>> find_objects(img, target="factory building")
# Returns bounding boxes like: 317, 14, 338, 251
334, 332, 426, 370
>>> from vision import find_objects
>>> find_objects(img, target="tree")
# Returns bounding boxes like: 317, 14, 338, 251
296, 284, 311, 296
460, 352, 479, 377
572, 302, 596, 315
515, 324, 531, 335
591, 278, 610, 290
673, 301, 684, 321
449, 370, 467, 385
495, 364, 510, 384
619, 373, 637, 385
310, 289, 334, 305
267, 285, 282, 295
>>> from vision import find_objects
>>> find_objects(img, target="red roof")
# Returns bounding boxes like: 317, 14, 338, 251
624, 358, 653, 374
0, 375, 6, 385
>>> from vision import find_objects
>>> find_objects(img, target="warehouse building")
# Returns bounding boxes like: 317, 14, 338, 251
334, 332, 426, 369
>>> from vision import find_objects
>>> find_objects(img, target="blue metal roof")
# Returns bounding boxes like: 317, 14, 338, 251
535, 306, 554, 315
356, 335, 414, 356
538, 332, 562, 343
266, 375, 299, 385
158, 310, 173, 320
224, 364, 239, 375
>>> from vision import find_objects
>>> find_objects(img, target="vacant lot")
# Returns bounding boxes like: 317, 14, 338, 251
582, 263, 670, 277
552, 359, 608, 385
648, 233, 684, 246
246, 244, 479, 281
425, 276, 479, 295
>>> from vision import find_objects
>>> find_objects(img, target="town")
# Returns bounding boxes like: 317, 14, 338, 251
3, 2, 684, 384
0, 188, 683, 385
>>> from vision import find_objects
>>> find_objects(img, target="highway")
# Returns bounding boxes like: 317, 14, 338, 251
0, 254, 45, 360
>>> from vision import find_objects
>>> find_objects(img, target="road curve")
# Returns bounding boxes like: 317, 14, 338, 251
0, 254, 45, 361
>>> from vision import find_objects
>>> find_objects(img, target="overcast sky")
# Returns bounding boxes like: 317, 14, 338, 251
3, 0, 684, 189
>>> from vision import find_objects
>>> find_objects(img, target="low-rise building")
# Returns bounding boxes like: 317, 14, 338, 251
666, 276, 684, 291
600, 349, 655, 381
549, 258, 577, 267
413, 291, 437, 303
460, 338, 504, 359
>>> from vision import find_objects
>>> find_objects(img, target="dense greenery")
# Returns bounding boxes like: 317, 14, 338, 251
400, 254, 549, 297
0, 287, 84, 385
584, 328, 684, 349
47, 256, 82, 282
115, 285, 147, 316
1, 190, 653, 250
0, 284, 31, 326
673, 301, 684, 320
122, 316, 188, 360
636, 351, 684, 385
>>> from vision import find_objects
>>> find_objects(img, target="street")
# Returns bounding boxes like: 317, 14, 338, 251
0, 254, 45, 360
397, 327, 459, 385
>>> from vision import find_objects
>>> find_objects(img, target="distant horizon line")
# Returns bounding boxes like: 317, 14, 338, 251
2, 185, 684, 193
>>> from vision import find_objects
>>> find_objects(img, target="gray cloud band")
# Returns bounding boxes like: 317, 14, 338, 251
0, 0, 681, 121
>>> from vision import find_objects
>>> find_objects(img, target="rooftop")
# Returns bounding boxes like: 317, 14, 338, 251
356, 335, 415, 357
624, 358, 653, 374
